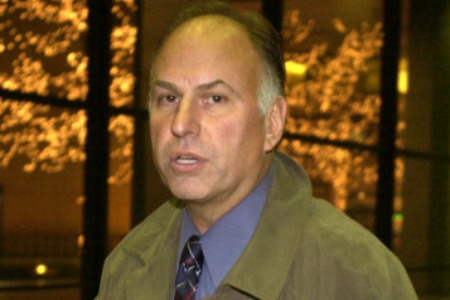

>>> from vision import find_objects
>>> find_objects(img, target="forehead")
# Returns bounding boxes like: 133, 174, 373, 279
153, 16, 260, 75
170, 15, 246, 41
164, 15, 250, 48
151, 16, 263, 94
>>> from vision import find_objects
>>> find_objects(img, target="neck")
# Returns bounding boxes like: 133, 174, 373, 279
185, 156, 273, 234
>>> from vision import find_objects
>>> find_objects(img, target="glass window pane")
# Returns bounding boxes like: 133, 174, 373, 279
396, 0, 450, 295
0, 1, 88, 101
107, 115, 133, 251
279, 140, 378, 231
110, 0, 138, 108
396, 156, 450, 296
283, 0, 383, 146
0, 102, 84, 298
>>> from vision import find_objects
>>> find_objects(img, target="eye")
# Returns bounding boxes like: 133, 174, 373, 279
159, 94, 178, 104
207, 95, 225, 104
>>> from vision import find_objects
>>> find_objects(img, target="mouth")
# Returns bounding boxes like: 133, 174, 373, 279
175, 155, 199, 165
170, 152, 205, 172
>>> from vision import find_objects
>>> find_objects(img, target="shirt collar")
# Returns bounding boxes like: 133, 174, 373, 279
179, 163, 274, 287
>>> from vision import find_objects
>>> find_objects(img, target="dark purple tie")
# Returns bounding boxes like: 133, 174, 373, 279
174, 235, 204, 300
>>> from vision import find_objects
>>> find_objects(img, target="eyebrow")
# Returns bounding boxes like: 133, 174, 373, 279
196, 79, 241, 97
153, 79, 241, 98
153, 80, 180, 94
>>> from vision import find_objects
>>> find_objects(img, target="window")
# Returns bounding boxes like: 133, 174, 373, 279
0, 1, 139, 298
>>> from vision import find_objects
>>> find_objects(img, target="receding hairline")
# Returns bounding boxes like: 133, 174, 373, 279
150, 14, 263, 88
172, 13, 247, 31
152, 14, 257, 65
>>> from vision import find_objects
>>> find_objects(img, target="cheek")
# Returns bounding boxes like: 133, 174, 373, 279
149, 122, 158, 148
149, 118, 168, 156
213, 117, 244, 143
218, 121, 238, 140
150, 115, 167, 138
216, 116, 265, 152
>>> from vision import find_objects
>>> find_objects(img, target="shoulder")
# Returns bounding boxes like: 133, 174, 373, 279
307, 199, 381, 251
106, 199, 181, 265
96, 200, 182, 299
297, 198, 416, 298
305, 198, 397, 269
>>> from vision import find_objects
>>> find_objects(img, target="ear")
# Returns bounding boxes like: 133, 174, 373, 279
264, 96, 287, 152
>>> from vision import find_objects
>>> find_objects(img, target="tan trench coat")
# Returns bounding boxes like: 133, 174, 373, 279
96, 152, 417, 299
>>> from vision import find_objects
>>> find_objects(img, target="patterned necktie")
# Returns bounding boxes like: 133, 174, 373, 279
174, 235, 204, 300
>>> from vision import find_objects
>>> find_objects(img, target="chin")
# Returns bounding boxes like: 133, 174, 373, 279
169, 185, 208, 202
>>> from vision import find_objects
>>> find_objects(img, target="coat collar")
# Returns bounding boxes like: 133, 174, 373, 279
123, 199, 183, 299
218, 152, 313, 299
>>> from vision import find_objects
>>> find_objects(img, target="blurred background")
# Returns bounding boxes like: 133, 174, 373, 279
0, 0, 448, 299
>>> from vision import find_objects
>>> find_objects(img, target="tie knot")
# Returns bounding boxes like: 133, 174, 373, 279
183, 235, 202, 262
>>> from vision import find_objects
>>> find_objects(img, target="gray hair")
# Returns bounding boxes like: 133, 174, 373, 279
149, 0, 285, 115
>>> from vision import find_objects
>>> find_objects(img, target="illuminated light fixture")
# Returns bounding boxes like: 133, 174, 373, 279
75, 195, 85, 205
397, 58, 408, 95
35, 263, 48, 276
392, 212, 404, 234
392, 212, 404, 222
77, 234, 85, 248
285, 60, 307, 85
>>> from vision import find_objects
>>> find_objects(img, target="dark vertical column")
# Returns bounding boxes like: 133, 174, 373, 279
82, 1, 112, 299
132, 0, 150, 225
0, 186, 3, 256
262, 0, 284, 33
375, 0, 401, 247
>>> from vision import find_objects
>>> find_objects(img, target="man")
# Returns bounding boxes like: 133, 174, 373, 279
96, 1, 417, 299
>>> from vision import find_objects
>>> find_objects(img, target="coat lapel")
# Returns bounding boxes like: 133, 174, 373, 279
221, 152, 313, 299
124, 202, 182, 299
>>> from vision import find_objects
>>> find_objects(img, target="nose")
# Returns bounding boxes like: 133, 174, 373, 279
170, 97, 200, 138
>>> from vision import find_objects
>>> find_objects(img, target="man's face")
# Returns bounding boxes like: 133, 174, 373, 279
150, 17, 276, 214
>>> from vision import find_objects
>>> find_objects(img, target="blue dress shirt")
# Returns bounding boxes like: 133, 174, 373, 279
176, 164, 274, 299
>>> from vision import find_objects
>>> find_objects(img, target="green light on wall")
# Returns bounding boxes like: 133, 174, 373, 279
392, 212, 404, 222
